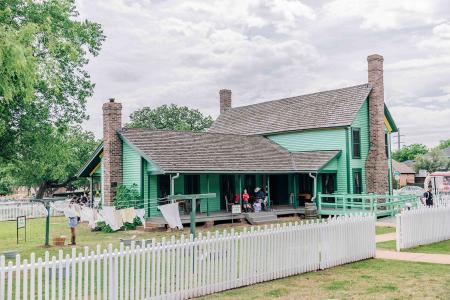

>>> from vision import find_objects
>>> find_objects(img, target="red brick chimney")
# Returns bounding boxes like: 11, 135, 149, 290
102, 98, 122, 206
219, 89, 232, 113
365, 54, 389, 194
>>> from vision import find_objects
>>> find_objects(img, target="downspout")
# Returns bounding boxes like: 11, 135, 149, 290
170, 173, 180, 200
309, 173, 317, 203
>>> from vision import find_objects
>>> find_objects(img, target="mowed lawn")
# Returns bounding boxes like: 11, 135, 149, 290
375, 226, 396, 235
0, 215, 302, 261
377, 239, 450, 255
199, 259, 450, 300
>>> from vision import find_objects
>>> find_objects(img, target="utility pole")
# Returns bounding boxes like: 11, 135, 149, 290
397, 128, 401, 151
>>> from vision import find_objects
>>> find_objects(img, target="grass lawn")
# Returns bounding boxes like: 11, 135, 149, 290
198, 259, 450, 300
0, 215, 301, 262
377, 239, 450, 255
375, 226, 396, 235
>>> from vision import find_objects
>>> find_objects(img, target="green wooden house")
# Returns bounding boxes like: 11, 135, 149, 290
77, 54, 398, 222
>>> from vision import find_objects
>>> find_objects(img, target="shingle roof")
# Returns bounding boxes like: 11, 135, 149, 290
119, 128, 339, 173
392, 160, 415, 174
208, 84, 372, 135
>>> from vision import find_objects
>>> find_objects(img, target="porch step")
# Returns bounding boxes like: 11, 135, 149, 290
244, 212, 277, 225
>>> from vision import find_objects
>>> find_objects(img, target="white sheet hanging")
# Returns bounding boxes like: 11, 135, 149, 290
157, 203, 183, 229
101, 206, 123, 231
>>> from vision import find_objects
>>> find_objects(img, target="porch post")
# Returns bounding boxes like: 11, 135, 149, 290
207, 175, 210, 217
293, 174, 297, 208
239, 175, 242, 206
267, 175, 271, 210
89, 176, 94, 207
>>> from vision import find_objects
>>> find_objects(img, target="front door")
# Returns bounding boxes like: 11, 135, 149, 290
269, 174, 289, 206
220, 175, 235, 210
321, 173, 336, 194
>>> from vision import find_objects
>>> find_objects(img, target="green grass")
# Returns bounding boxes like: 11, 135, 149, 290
0, 215, 302, 262
377, 239, 450, 254
198, 259, 450, 299
375, 226, 396, 235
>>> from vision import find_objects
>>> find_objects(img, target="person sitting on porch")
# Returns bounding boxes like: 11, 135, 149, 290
242, 189, 252, 212
255, 187, 266, 211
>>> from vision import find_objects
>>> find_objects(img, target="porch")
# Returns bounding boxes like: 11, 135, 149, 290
144, 205, 306, 227
317, 193, 420, 217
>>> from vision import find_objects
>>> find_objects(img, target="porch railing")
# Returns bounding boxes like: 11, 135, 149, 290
317, 193, 420, 217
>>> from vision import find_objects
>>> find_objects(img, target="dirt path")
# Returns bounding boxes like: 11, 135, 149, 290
376, 249, 450, 264
376, 232, 396, 242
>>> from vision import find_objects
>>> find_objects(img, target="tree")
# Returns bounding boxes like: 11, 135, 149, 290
126, 104, 213, 131
12, 126, 99, 198
392, 144, 428, 162
413, 148, 450, 173
437, 139, 450, 150
0, 1, 104, 197
0, 0, 104, 161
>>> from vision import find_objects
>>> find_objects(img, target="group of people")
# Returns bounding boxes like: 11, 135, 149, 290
227, 186, 268, 213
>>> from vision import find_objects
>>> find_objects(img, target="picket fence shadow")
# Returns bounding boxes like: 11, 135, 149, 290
0, 214, 375, 300
396, 204, 450, 251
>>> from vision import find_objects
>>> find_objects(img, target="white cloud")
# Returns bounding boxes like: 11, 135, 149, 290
76, 0, 450, 147
322, 0, 437, 31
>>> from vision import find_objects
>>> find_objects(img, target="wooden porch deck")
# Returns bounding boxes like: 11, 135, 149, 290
146, 206, 306, 226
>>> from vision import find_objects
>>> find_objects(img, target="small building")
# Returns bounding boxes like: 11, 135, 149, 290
392, 160, 415, 187
78, 54, 398, 222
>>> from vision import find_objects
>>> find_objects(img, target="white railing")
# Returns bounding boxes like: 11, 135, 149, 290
0, 215, 375, 300
0, 203, 63, 221
435, 194, 450, 207
396, 206, 450, 251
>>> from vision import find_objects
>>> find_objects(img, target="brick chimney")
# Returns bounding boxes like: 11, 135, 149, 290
365, 54, 389, 194
219, 89, 232, 113
102, 98, 122, 206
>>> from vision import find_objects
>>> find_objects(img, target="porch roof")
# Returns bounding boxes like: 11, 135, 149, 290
119, 128, 340, 173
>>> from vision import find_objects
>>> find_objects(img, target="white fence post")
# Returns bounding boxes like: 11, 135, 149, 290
1, 214, 376, 300
396, 205, 450, 251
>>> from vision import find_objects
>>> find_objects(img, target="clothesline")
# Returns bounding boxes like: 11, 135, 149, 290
51, 201, 145, 232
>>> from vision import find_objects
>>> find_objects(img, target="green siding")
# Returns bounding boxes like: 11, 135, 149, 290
148, 175, 158, 218
122, 141, 142, 194
200, 174, 221, 213
350, 99, 369, 193
93, 164, 102, 176
268, 128, 348, 193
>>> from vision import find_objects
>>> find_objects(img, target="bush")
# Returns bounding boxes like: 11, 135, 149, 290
96, 221, 114, 233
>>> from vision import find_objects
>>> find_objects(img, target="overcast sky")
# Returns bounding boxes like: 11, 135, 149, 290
77, 0, 450, 148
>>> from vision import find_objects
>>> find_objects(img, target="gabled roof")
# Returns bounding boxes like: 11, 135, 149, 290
118, 128, 340, 173
76, 143, 103, 177
209, 84, 373, 135
392, 160, 415, 174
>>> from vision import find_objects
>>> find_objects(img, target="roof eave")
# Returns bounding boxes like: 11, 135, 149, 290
76, 142, 104, 178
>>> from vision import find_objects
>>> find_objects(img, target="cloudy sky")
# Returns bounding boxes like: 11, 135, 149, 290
77, 0, 450, 148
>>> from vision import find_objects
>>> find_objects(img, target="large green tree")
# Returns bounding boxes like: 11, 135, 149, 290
392, 144, 428, 162
127, 104, 213, 131
414, 148, 450, 173
437, 139, 450, 150
12, 126, 99, 198
0, 0, 104, 197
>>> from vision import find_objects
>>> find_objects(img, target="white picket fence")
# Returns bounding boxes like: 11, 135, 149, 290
435, 194, 450, 207
396, 206, 450, 251
0, 214, 375, 300
0, 203, 62, 221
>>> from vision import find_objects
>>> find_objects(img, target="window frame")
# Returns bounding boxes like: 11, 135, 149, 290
351, 127, 361, 159
353, 168, 363, 194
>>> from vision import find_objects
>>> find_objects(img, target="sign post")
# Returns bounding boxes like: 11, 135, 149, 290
231, 204, 241, 224
17, 216, 26, 244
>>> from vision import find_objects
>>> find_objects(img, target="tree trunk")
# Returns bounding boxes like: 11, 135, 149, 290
35, 176, 77, 199
35, 181, 48, 199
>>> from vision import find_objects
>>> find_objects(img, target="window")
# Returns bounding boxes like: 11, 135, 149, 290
385, 133, 389, 158
352, 128, 361, 159
353, 170, 362, 194
157, 175, 170, 198
184, 175, 200, 194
